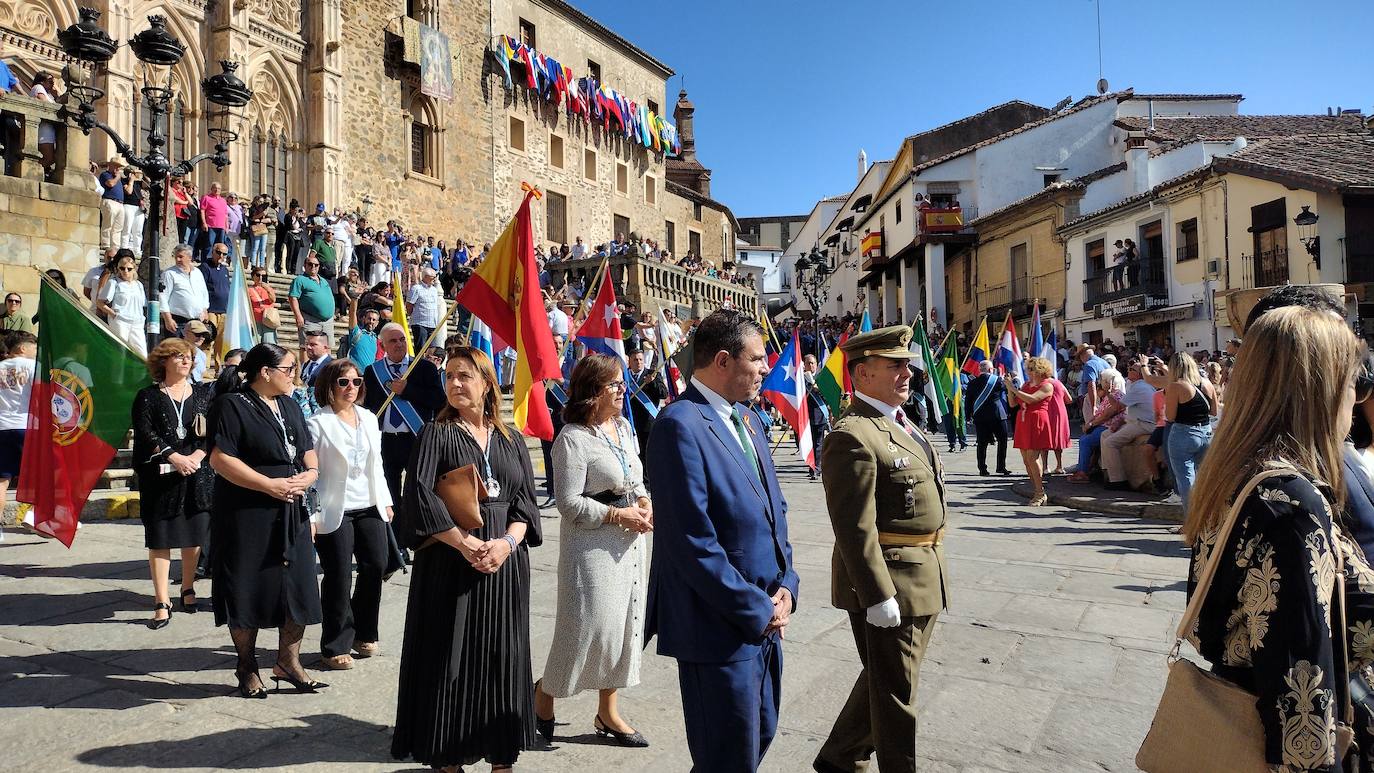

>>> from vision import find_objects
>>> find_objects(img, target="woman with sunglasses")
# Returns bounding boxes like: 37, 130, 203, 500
247, 268, 278, 344
97, 252, 148, 356
306, 359, 392, 670
208, 343, 325, 698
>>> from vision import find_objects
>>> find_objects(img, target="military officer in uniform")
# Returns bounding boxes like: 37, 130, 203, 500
814, 325, 948, 773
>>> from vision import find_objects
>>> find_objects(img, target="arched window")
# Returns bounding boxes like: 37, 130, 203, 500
265, 132, 278, 198
250, 127, 263, 196
275, 135, 289, 198
405, 90, 442, 183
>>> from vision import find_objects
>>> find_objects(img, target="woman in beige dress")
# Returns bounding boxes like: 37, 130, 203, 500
533, 353, 653, 748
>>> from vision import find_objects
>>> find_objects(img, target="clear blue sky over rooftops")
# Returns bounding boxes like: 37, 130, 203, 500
567, 0, 1372, 217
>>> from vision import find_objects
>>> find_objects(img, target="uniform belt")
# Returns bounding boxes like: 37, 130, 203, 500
879, 528, 944, 548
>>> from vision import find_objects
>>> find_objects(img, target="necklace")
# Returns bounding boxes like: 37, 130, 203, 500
340, 409, 366, 478
460, 419, 500, 498
594, 418, 633, 492
257, 393, 296, 461
162, 382, 190, 440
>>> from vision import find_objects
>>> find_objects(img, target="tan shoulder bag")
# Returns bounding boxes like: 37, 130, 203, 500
1136, 468, 1354, 772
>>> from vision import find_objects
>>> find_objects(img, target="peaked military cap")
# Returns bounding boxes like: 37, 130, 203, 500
841, 324, 918, 359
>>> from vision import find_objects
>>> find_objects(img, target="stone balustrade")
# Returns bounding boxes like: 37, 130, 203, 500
0, 92, 102, 305
549, 253, 759, 319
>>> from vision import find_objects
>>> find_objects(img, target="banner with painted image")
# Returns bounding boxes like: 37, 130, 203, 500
420, 24, 453, 101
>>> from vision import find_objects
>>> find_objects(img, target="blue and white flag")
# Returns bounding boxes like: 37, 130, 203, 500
218, 257, 257, 361
470, 316, 501, 384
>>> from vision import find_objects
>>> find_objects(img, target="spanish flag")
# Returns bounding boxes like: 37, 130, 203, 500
455, 186, 560, 440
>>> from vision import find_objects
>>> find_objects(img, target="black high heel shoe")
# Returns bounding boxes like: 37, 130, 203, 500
594, 715, 649, 748
179, 588, 198, 614
270, 665, 328, 693
236, 668, 267, 699
147, 602, 172, 630
533, 680, 555, 743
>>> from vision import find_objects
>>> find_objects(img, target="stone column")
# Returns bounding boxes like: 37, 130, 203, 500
902, 255, 923, 326
304, 0, 344, 206
925, 242, 948, 328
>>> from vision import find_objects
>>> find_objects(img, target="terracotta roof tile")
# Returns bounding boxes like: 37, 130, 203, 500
1116, 114, 1366, 145
1214, 133, 1374, 191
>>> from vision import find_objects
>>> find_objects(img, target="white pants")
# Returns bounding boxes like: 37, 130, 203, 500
368, 261, 391, 287
121, 204, 145, 252
101, 198, 125, 250
109, 317, 147, 357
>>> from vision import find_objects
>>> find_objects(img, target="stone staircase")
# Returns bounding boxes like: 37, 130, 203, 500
2, 272, 543, 526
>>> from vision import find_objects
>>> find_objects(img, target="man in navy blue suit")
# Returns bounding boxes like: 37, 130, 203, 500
645, 309, 801, 773
963, 360, 1011, 476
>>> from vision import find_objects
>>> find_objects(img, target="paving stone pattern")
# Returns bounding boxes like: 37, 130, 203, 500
0, 444, 1190, 771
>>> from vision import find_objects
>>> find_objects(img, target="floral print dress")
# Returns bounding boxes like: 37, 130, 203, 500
1187, 471, 1374, 772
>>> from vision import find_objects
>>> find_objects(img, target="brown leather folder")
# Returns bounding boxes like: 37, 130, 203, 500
435, 464, 487, 531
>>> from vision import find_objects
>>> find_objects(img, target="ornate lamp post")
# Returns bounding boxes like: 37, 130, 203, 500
57, 8, 252, 349
793, 245, 835, 313
1294, 205, 1320, 266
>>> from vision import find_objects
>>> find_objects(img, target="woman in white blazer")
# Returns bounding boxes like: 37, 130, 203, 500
306, 359, 393, 671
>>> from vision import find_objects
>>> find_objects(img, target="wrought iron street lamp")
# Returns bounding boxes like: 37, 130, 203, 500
793, 245, 835, 313
1294, 205, 1320, 266
57, 8, 253, 349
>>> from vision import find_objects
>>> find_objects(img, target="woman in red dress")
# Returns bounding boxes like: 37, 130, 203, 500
1006, 357, 1058, 506
1041, 374, 1072, 474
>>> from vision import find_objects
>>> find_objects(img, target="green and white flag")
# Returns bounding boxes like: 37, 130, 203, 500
909, 319, 945, 424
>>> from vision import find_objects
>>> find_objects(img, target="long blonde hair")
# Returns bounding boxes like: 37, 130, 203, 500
1183, 306, 1360, 542
1169, 351, 1202, 387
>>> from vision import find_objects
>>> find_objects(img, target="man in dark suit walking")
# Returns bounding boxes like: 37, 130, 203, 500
645, 309, 800, 773
964, 360, 1011, 476
626, 344, 668, 462
362, 323, 446, 504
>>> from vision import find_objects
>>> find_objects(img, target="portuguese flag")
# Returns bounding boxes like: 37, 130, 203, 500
18, 276, 150, 547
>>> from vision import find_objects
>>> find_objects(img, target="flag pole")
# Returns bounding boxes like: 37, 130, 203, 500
959, 314, 987, 373
375, 293, 466, 416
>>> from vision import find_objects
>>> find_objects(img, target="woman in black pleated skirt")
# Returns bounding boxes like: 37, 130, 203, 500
391, 345, 543, 772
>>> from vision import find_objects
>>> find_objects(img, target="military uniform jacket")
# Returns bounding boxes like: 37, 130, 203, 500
821, 396, 949, 617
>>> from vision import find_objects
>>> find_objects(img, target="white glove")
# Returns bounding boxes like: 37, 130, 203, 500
865, 597, 901, 628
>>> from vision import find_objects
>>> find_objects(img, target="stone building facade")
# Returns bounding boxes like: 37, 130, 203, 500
0, 0, 741, 277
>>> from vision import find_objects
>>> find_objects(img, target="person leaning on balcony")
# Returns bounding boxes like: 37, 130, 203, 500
1109, 239, 1126, 291
132, 337, 214, 630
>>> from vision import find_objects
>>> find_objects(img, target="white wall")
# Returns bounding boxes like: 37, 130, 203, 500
737, 246, 784, 293
1117, 98, 1240, 118
974, 99, 1121, 215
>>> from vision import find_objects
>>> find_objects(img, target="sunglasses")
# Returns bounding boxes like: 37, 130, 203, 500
119, 265, 136, 271
5, 297, 20, 303
271, 363, 298, 375
335, 377, 364, 388
305, 261, 320, 267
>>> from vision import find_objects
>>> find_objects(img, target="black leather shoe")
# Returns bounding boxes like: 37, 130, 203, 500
179, 588, 198, 614
979, 469, 990, 476
813, 757, 849, 773
594, 715, 649, 748
147, 602, 172, 630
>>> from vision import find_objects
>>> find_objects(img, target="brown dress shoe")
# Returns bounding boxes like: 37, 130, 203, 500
322, 654, 354, 670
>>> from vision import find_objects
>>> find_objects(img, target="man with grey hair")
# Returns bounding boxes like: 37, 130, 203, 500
158, 243, 209, 339
405, 266, 442, 348
963, 358, 1010, 476
362, 322, 446, 506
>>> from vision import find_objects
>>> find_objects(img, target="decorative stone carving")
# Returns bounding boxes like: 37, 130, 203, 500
250, 0, 298, 32
247, 67, 291, 138
0, 0, 58, 41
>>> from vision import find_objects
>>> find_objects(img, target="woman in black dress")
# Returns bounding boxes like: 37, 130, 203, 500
392, 345, 543, 772
131, 338, 212, 629
207, 343, 325, 699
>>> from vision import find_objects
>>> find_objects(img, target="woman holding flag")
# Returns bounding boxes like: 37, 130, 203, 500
1004, 356, 1058, 506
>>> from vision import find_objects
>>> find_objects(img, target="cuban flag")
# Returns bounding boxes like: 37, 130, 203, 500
218, 257, 257, 362
760, 330, 814, 470
574, 276, 626, 363
995, 311, 1028, 383
470, 315, 501, 384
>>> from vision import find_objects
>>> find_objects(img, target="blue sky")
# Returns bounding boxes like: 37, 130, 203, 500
568, 0, 1372, 217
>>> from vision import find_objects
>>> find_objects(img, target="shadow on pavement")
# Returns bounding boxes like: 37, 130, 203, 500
1, 646, 239, 708
4, 588, 153, 626
0, 559, 148, 581
75, 713, 392, 768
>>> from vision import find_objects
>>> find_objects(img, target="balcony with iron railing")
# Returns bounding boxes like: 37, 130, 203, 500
1176, 243, 1199, 262
1348, 255, 1374, 284
1239, 247, 1291, 289
1082, 256, 1167, 310
549, 254, 759, 318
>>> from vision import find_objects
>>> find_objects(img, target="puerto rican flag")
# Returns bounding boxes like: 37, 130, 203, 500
573, 278, 625, 364
995, 311, 1028, 383
760, 330, 814, 470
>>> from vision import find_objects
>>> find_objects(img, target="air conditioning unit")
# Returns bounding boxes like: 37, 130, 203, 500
1205, 259, 1220, 279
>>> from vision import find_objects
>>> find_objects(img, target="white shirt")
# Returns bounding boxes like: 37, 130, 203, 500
0, 356, 35, 431
690, 376, 747, 455
159, 266, 209, 319
82, 265, 105, 301
99, 278, 146, 323
570, 243, 585, 259
854, 390, 902, 423
547, 307, 570, 337
406, 281, 441, 327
